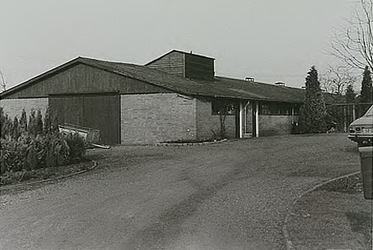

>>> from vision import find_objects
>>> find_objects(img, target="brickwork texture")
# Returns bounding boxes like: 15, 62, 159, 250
121, 93, 196, 144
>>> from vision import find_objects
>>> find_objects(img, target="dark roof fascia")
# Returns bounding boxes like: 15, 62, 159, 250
144, 49, 215, 66
194, 95, 267, 102
0, 57, 82, 98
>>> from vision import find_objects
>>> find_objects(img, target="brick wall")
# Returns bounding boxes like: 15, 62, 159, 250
259, 115, 299, 136
195, 98, 236, 139
120, 93, 196, 144
0, 98, 48, 118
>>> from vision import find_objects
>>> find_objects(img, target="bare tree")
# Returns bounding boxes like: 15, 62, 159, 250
331, 0, 373, 71
0, 69, 6, 92
320, 65, 357, 95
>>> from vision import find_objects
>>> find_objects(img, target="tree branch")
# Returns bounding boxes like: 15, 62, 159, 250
330, 0, 373, 71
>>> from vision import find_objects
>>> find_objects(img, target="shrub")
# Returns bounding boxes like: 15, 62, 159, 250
0, 107, 13, 139
44, 132, 70, 168
0, 109, 87, 176
64, 133, 87, 161
1, 135, 30, 172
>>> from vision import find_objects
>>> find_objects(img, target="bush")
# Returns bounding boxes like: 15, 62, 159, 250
0, 108, 87, 176
64, 133, 87, 161
1, 136, 29, 173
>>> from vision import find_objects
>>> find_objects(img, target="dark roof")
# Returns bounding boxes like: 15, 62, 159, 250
144, 49, 215, 66
195, 76, 306, 103
1, 56, 305, 103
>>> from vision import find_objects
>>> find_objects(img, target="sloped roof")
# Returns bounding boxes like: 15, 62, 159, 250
195, 76, 306, 103
0, 56, 305, 103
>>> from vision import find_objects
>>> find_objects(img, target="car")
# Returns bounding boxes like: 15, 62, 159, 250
348, 105, 373, 146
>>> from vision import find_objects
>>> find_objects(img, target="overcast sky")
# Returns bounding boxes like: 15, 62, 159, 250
0, 0, 360, 89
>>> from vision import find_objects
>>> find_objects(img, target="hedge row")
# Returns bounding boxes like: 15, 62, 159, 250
0, 107, 87, 175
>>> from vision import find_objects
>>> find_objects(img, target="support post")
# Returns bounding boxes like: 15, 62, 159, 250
344, 105, 347, 132
255, 101, 259, 137
291, 106, 294, 124
239, 102, 243, 138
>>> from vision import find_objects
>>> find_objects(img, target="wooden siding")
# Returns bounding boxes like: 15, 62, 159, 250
146, 51, 185, 77
3, 64, 171, 99
49, 93, 120, 145
185, 53, 215, 80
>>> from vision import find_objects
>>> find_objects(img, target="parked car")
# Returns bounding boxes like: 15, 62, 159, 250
348, 105, 373, 146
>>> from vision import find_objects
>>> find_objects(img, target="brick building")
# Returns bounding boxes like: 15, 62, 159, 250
0, 50, 305, 145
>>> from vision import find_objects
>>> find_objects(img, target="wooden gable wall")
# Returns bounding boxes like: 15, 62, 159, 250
146, 51, 185, 78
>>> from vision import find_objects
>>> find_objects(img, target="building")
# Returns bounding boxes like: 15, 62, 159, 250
0, 50, 305, 145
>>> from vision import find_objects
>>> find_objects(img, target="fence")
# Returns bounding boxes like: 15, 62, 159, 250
326, 103, 372, 132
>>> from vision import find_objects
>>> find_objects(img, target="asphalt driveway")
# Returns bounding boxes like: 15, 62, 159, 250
0, 134, 361, 250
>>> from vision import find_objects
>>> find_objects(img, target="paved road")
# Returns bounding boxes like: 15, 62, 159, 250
0, 134, 360, 250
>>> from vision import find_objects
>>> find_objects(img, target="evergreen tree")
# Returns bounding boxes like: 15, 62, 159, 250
43, 108, 51, 134
19, 109, 28, 132
28, 109, 37, 136
345, 84, 356, 103
299, 66, 327, 133
345, 84, 357, 126
360, 66, 372, 103
36, 110, 43, 135
12, 117, 20, 139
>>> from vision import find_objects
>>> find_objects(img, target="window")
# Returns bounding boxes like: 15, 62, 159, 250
259, 102, 296, 115
260, 104, 270, 115
212, 100, 237, 115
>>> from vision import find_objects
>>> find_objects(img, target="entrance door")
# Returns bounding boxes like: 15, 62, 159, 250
49, 93, 120, 145
241, 101, 253, 138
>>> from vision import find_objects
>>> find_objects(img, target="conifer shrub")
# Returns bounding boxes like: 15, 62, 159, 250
298, 66, 327, 133
0, 107, 87, 177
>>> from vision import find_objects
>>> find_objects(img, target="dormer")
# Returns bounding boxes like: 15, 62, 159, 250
145, 50, 215, 80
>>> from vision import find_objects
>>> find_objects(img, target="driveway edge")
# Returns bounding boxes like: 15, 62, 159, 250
282, 171, 361, 250
0, 160, 98, 191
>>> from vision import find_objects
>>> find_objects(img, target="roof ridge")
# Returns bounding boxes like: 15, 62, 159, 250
79, 56, 138, 66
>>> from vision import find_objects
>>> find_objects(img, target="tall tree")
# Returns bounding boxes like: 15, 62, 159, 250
331, 0, 373, 71
360, 65, 373, 103
358, 66, 373, 116
299, 66, 327, 133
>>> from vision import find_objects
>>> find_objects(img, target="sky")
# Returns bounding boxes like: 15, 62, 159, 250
0, 0, 361, 90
